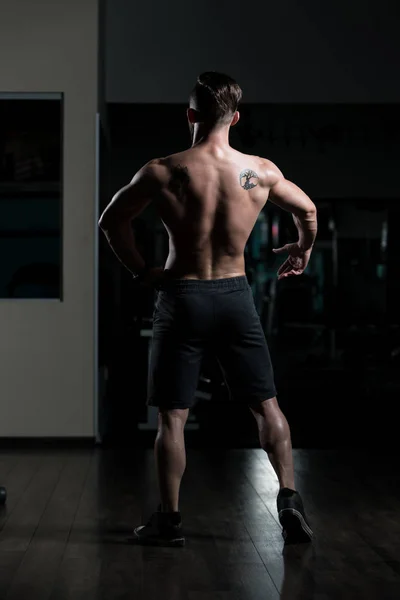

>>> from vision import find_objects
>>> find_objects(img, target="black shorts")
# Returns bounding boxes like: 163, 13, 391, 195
147, 275, 277, 410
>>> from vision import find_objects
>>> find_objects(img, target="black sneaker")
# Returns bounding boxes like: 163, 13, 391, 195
133, 504, 185, 547
277, 488, 313, 544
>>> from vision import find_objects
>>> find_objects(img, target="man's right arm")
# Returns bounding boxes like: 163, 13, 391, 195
266, 163, 318, 251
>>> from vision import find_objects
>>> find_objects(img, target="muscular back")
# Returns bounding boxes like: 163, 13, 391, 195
100, 133, 316, 281
153, 146, 273, 280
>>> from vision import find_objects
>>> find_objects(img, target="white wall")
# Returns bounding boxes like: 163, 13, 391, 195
0, 0, 98, 437
106, 0, 400, 104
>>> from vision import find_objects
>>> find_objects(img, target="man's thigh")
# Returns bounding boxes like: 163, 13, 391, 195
147, 290, 212, 409
214, 286, 277, 405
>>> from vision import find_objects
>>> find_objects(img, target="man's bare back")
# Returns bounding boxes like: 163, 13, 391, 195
151, 146, 273, 280
99, 141, 317, 284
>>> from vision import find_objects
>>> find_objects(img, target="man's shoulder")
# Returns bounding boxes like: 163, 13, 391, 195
137, 157, 170, 182
145, 153, 185, 172
231, 151, 279, 173
250, 155, 281, 174
238, 155, 282, 188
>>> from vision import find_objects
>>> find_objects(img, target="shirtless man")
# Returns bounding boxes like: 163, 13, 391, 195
99, 72, 317, 547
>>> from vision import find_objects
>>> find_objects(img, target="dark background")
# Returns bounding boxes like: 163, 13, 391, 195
97, 102, 400, 449
105, 0, 400, 105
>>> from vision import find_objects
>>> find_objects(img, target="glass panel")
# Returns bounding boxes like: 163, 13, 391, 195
0, 93, 62, 299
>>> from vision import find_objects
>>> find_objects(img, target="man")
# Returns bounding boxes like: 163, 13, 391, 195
99, 72, 317, 547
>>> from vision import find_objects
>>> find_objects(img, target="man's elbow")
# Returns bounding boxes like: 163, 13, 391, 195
309, 201, 317, 215
98, 215, 117, 239
293, 203, 317, 224
98, 211, 131, 236
301, 202, 317, 219
98, 210, 115, 231
98, 215, 107, 231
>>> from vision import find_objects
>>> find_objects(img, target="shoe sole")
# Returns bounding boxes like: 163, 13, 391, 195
133, 528, 185, 547
278, 508, 313, 544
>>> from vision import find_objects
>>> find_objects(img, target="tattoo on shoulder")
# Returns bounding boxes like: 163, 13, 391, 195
240, 169, 259, 190
168, 164, 190, 199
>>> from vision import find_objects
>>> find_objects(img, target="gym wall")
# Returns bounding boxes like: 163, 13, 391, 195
0, 0, 98, 438
106, 103, 400, 201
105, 0, 399, 104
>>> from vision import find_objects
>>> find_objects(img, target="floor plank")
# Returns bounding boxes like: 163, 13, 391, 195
50, 450, 143, 600
0, 447, 399, 599
5, 451, 92, 600
0, 451, 67, 554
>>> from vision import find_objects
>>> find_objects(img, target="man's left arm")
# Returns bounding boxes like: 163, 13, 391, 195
98, 160, 161, 277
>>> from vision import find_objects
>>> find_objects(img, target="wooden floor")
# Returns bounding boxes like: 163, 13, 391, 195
0, 446, 399, 600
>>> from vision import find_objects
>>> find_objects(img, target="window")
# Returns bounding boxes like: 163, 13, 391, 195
0, 93, 62, 299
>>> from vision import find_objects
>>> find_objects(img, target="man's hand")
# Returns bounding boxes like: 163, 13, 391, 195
273, 243, 312, 280
138, 267, 169, 289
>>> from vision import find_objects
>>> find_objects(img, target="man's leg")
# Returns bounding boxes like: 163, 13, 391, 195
250, 396, 314, 543
154, 407, 189, 513
249, 396, 296, 490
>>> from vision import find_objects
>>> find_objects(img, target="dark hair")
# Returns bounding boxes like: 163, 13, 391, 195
189, 72, 242, 125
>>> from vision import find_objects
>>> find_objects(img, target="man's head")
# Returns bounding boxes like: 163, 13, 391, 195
188, 72, 242, 133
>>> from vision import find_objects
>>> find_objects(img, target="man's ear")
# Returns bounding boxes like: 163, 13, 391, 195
231, 111, 240, 127
187, 107, 202, 124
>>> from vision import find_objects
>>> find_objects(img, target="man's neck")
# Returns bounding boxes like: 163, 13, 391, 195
191, 124, 231, 148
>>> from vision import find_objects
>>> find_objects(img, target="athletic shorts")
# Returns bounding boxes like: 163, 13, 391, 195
147, 275, 277, 410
